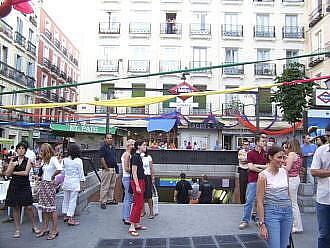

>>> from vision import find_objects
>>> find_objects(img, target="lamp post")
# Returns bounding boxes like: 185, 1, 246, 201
105, 87, 113, 134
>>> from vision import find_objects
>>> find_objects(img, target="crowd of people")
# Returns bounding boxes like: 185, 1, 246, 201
237, 124, 330, 248
1, 141, 85, 240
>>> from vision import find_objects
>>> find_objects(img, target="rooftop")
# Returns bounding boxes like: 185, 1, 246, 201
0, 204, 317, 248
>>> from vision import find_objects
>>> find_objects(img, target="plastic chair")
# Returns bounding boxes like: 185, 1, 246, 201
20, 203, 43, 224
0, 181, 10, 216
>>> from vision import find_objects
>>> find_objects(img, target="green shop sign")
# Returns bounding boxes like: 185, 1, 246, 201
50, 124, 118, 135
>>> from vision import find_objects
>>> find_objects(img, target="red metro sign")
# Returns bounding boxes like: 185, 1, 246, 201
168, 81, 199, 101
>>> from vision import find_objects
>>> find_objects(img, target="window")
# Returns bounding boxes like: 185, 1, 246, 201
28, 29, 34, 42
285, 15, 298, 27
45, 19, 51, 31
42, 74, 48, 87
193, 85, 206, 109
257, 49, 270, 60
193, 12, 207, 29
1, 46, 8, 64
132, 84, 146, 97
26, 62, 35, 77
43, 46, 49, 59
193, 47, 207, 62
259, 88, 272, 115
286, 49, 299, 64
12, 93, 17, 105
162, 84, 176, 109
225, 85, 239, 103
160, 47, 181, 71
16, 17, 23, 33
0, 86, 4, 105
24, 95, 30, 104
256, 14, 270, 27
225, 13, 238, 26
314, 30, 322, 51
53, 53, 58, 66
225, 48, 239, 63
15, 54, 22, 71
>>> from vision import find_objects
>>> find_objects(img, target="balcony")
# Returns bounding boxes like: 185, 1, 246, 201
69, 54, 74, 62
40, 90, 51, 99
282, 26, 304, 39
253, 0, 274, 2
126, 107, 147, 114
95, 106, 107, 114
129, 22, 151, 36
42, 58, 51, 70
128, 60, 150, 73
97, 59, 119, 72
27, 41, 36, 55
254, 26, 275, 38
159, 60, 181, 72
189, 24, 211, 38
14, 32, 26, 48
99, 22, 121, 35
222, 102, 245, 116
50, 92, 59, 102
282, 0, 304, 4
60, 71, 67, 81
73, 58, 79, 66
222, 65, 244, 76
309, 4, 323, 28
59, 96, 66, 102
51, 64, 60, 75
159, 107, 176, 114
309, 48, 326, 67
190, 108, 210, 115
62, 47, 68, 56
283, 63, 305, 74
67, 76, 73, 82
29, 16, 37, 27
44, 29, 52, 40
221, 25, 243, 38
0, 19, 13, 40
254, 63, 276, 76
54, 39, 61, 49
0, 61, 35, 88
160, 23, 182, 37
189, 61, 212, 74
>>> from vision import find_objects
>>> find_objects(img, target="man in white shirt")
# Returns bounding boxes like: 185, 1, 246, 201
311, 123, 330, 248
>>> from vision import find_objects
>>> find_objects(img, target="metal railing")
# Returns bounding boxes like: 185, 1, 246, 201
189, 61, 212, 74
44, 29, 52, 40
254, 26, 275, 38
50, 92, 59, 102
62, 47, 68, 56
253, 0, 274, 2
221, 24, 243, 37
189, 24, 211, 36
309, 48, 326, 67
222, 65, 244, 75
159, 60, 181, 72
126, 107, 147, 114
222, 102, 245, 116
283, 63, 305, 74
27, 41, 36, 54
73, 58, 79, 66
60, 71, 67, 80
128, 60, 150, 73
282, 26, 304, 39
42, 58, 51, 69
160, 23, 182, 35
0, 20, 13, 39
97, 59, 119, 72
254, 63, 276, 76
99, 22, 121, 34
309, 4, 323, 27
40, 90, 50, 99
129, 22, 151, 34
51, 64, 60, 74
282, 0, 304, 2
54, 39, 61, 49
14, 32, 26, 47
0, 61, 35, 88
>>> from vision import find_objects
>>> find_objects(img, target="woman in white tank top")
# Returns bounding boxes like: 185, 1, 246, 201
256, 145, 293, 248
121, 139, 135, 224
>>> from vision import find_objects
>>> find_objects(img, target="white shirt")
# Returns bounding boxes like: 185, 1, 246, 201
141, 154, 152, 176
42, 156, 62, 181
121, 152, 131, 178
25, 149, 36, 163
311, 144, 330, 205
62, 157, 85, 191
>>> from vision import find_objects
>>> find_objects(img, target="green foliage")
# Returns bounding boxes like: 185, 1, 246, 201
271, 62, 315, 125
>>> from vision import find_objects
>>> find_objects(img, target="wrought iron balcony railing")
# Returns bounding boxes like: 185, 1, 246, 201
282, 26, 304, 39
97, 59, 119, 72
254, 26, 275, 38
221, 24, 243, 37
129, 22, 151, 34
128, 60, 150, 73
160, 23, 182, 35
99, 22, 121, 34
254, 63, 276, 76
189, 24, 211, 36
14, 32, 26, 47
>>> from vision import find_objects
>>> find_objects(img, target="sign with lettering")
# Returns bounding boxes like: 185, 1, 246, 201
188, 122, 224, 129
315, 89, 330, 106
50, 123, 117, 135
169, 81, 199, 101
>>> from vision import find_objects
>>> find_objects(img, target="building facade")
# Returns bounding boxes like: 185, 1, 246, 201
35, 8, 80, 124
306, 0, 330, 84
0, 1, 39, 145
92, 0, 307, 149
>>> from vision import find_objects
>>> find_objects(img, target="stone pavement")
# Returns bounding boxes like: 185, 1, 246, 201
0, 204, 317, 248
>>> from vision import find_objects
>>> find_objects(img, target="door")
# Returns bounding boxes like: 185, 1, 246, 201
193, 47, 207, 68
256, 14, 270, 34
285, 15, 298, 34
224, 13, 238, 33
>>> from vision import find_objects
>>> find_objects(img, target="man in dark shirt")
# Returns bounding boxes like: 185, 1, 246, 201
99, 134, 118, 209
239, 135, 267, 229
198, 174, 214, 204
174, 173, 192, 204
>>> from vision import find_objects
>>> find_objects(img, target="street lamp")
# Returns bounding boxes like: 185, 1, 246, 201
105, 87, 113, 134
181, 72, 190, 81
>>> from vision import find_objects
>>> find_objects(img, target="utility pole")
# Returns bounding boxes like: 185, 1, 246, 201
255, 88, 260, 133
105, 87, 112, 134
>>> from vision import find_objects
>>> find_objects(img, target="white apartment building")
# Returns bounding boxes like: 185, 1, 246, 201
94, 0, 306, 149
0, 2, 40, 145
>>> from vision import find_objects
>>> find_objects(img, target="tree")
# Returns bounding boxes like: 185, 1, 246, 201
271, 62, 315, 127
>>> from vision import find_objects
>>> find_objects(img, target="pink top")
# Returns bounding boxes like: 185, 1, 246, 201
288, 153, 302, 177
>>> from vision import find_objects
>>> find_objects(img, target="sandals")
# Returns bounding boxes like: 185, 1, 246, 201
68, 220, 80, 226
13, 230, 20, 238
63, 217, 69, 222
36, 230, 50, 238
135, 225, 147, 230
128, 230, 139, 237
32, 227, 41, 234
47, 232, 59, 240
147, 215, 155, 219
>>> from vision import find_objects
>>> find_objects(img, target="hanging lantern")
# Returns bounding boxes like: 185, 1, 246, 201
0, 0, 12, 18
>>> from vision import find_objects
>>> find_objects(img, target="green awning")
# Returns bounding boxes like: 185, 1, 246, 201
0, 138, 14, 145
50, 124, 127, 136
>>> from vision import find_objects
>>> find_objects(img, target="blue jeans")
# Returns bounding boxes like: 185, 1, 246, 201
316, 203, 330, 248
264, 204, 293, 248
242, 182, 257, 223
122, 176, 133, 221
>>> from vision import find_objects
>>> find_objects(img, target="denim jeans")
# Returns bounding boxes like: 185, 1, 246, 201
264, 204, 293, 248
121, 176, 133, 221
316, 203, 330, 248
242, 182, 257, 223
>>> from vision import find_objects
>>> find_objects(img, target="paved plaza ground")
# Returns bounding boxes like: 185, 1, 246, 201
0, 203, 317, 248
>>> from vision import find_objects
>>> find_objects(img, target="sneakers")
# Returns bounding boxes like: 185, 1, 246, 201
239, 221, 249, 230
100, 203, 106, 209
